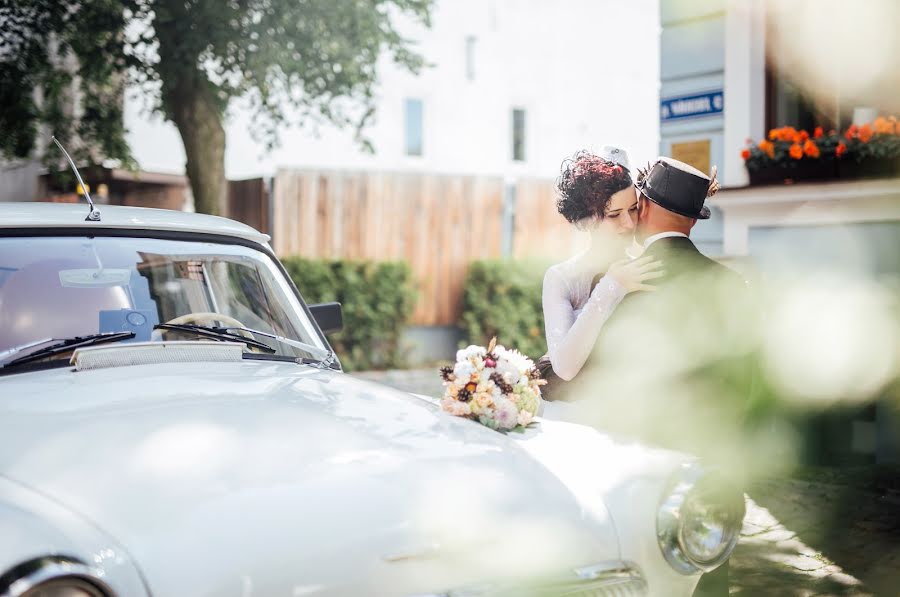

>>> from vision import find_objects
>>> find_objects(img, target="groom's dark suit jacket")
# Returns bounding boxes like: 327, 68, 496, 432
640, 234, 738, 286
581, 235, 759, 464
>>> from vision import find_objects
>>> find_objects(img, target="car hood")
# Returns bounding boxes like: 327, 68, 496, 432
0, 361, 620, 596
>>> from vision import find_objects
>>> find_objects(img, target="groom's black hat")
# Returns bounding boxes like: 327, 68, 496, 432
636, 157, 712, 220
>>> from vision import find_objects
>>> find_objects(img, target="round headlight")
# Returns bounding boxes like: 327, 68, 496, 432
0, 557, 114, 597
657, 463, 745, 575
17, 577, 106, 597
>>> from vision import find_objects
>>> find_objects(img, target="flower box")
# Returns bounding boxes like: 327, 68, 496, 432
742, 118, 899, 186
748, 160, 838, 186
837, 157, 900, 180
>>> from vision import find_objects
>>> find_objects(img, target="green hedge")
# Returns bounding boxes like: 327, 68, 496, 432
459, 260, 549, 360
282, 257, 416, 372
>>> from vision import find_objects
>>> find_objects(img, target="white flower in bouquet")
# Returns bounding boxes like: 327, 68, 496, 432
517, 409, 534, 427
452, 360, 477, 387
494, 358, 521, 385
491, 397, 519, 430
441, 397, 471, 417
456, 345, 486, 362
495, 345, 533, 373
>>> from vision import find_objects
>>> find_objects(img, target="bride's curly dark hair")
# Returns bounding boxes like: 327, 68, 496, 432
556, 150, 633, 224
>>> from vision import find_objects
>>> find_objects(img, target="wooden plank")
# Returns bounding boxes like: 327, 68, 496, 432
330, 172, 341, 259
347, 173, 361, 260
315, 174, 330, 258
272, 171, 284, 255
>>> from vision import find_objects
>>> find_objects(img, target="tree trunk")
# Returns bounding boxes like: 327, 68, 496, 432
155, 11, 227, 216
168, 84, 227, 216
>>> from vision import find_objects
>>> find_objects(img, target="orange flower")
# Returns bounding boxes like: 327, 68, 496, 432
789, 143, 803, 160
803, 139, 820, 158
772, 127, 794, 142
741, 148, 751, 161
859, 123, 874, 143
845, 124, 859, 140
872, 116, 898, 135
814, 126, 824, 139
758, 140, 775, 158
785, 127, 801, 143
836, 141, 847, 158
799, 130, 810, 142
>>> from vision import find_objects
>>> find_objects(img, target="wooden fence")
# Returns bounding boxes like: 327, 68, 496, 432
272, 169, 584, 326
226, 177, 269, 235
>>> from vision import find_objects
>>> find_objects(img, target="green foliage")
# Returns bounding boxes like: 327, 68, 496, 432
1, 0, 433, 212
282, 257, 416, 372
459, 260, 550, 360
0, 0, 137, 167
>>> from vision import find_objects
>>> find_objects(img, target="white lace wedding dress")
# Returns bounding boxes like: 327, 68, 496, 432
539, 252, 627, 421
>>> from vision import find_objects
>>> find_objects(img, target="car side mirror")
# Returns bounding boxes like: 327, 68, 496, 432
309, 302, 343, 334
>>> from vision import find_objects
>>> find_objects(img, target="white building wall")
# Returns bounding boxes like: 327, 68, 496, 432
0, 161, 42, 202
657, 0, 727, 256
125, 0, 661, 181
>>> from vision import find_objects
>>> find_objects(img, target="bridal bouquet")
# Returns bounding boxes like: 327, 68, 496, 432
439, 338, 545, 431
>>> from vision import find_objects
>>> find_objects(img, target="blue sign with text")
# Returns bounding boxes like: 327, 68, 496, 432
660, 91, 724, 122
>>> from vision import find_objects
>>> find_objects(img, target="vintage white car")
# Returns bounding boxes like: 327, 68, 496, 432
0, 201, 743, 597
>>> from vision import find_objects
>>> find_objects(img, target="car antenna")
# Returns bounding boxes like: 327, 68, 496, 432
50, 135, 100, 222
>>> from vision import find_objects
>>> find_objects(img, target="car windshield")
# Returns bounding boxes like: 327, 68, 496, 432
0, 235, 326, 361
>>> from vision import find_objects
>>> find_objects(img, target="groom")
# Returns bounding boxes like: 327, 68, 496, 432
583, 158, 754, 442
601, 157, 753, 433
589, 157, 751, 597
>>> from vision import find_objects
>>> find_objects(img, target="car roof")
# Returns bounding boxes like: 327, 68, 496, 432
0, 202, 270, 244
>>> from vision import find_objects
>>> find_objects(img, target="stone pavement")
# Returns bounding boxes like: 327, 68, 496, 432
732, 479, 900, 596
354, 368, 900, 596
353, 367, 445, 397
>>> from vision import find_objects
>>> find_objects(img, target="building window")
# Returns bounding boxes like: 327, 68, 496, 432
765, 65, 839, 133
405, 98, 423, 156
465, 36, 477, 81
511, 108, 526, 162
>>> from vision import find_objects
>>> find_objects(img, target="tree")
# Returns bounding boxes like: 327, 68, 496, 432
0, 0, 432, 214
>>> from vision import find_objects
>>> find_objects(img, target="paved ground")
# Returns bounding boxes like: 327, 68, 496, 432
355, 368, 900, 596
732, 477, 900, 596
353, 367, 445, 397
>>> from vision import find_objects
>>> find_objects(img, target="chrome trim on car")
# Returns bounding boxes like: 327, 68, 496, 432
0, 557, 115, 597
410, 560, 647, 596
657, 462, 745, 575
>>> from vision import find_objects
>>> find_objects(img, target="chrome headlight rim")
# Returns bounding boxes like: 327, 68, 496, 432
657, 462, 745, 575
0, 556, 115, 597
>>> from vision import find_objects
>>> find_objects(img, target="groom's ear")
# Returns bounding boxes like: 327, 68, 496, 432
637, 194, 649, 219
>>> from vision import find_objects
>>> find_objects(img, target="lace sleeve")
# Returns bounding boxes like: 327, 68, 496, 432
542, 269, 627, 381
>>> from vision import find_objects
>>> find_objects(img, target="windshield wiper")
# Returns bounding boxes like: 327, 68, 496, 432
220, 326, 336, 368
1, 331, 136, 368
154, 323, 276, 354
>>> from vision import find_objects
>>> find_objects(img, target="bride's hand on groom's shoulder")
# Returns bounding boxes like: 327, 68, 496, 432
607, 256, 664, 294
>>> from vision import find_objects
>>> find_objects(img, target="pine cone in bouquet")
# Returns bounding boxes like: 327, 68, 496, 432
439, 337, 546, 431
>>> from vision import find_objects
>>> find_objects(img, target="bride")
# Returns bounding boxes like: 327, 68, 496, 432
539, 147, 663, 402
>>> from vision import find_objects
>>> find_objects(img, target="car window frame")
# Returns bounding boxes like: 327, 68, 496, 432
0, 227, 341, 371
